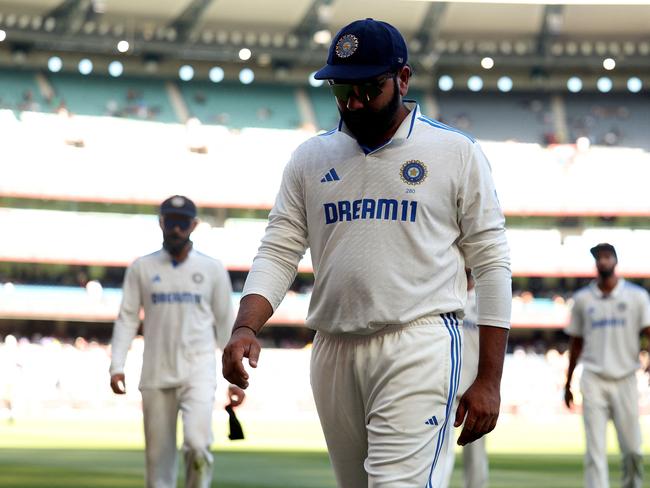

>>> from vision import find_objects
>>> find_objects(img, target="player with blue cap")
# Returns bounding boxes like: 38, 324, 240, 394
223, 18, 512, 488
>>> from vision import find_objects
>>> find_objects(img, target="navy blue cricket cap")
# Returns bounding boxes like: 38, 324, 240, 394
590, 242, 617, 259
313, 18, 408, 81
160, 195, 197, 218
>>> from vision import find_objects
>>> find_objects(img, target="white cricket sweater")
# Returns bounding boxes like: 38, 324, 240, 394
243, 102, 511, 334
110, 248, 234, 389
565, 278, 650, 379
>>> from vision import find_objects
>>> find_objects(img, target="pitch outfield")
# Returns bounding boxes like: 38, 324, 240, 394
0, 449, 632, 488
0, 415, 648, 487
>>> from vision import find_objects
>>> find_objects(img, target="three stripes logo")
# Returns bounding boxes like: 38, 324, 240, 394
425, 416, 438, 426
320, 168, 340, 183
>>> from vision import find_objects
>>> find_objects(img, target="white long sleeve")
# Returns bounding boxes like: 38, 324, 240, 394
242, 159, 308, 310
457, 142, 512, 328
211, 261, 235, 350
109, 263, 142, 375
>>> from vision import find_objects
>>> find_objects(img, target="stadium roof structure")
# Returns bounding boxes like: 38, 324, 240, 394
0, 0, 649, 83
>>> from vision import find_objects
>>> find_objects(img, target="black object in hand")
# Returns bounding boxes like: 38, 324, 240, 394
225, 404, 245, 440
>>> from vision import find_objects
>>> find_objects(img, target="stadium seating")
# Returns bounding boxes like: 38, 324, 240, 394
307, 86, 339, 131
436, 92, 554, 144
564, 93, 650, 151
3, 69, 648, 150
0, 69, 45, 113
47, 74, 178, 123
180, 81, 302, 129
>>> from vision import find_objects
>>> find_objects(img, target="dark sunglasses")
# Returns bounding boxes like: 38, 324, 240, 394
328, 72, 395, 103
163, 216, 193, 231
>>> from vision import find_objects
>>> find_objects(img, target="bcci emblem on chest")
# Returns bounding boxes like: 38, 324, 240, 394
400, 160, 428, 185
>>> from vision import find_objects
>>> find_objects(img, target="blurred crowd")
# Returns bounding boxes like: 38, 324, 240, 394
2, 334, 649, 423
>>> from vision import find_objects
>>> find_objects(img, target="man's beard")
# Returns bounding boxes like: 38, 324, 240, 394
339, 79, 401, 146
163, 235, 190, 257
597, 267, 615, 279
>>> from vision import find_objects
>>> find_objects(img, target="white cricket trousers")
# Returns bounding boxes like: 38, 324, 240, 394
460, 437, 488, 488
310, 313, 463, 488
442, 429, 488, 488
141, 380, 216, 488
580, 369, 643, 488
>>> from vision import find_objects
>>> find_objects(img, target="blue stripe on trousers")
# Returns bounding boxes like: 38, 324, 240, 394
426, 313, 462, 487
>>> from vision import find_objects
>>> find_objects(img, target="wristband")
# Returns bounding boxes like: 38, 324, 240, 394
233, 325, 258, 336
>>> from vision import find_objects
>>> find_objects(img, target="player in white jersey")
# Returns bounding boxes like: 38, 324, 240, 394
565, 243, 650, 488
443, 270, 489, 488
110, 195, 244, 488
222, 18, 511, 488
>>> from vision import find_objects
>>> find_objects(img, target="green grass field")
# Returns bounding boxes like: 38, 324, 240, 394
0, 415, 648, 487
0, 449, 631, 488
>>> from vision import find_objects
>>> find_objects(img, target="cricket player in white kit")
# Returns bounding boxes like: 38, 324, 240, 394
110, 195, 244, 488
565, 243, 650, 488
222, 18, 511, 488
443, 270, 489, 488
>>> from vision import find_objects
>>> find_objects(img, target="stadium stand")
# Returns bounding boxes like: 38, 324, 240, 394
180, 81, 302, 129
47, 73, 178, 123
564, 93, 650, 151
0, 69, 45, 113
436, 92, 554, 144
307, 85, 340, 131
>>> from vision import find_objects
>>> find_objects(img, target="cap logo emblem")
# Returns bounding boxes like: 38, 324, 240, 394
335, 34, 359, 58
171, 196, 185, 208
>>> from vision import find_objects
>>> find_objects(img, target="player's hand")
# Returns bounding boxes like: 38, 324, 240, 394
454, 378, 500, 446
564, 384, 574, 409
227, 385, 246, 407
222, 327, 261, 389
110, 373, 126, 394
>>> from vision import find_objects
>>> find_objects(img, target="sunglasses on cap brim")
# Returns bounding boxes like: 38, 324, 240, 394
162, 216, 193, 231
328, 72, 395, 103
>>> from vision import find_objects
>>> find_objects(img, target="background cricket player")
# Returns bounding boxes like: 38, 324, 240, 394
110, 195, 244, 488
565, 243, 650, 488
222, 18, 511, 488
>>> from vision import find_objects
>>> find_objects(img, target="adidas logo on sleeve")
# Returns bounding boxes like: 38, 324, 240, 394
320, 168, 340, 183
